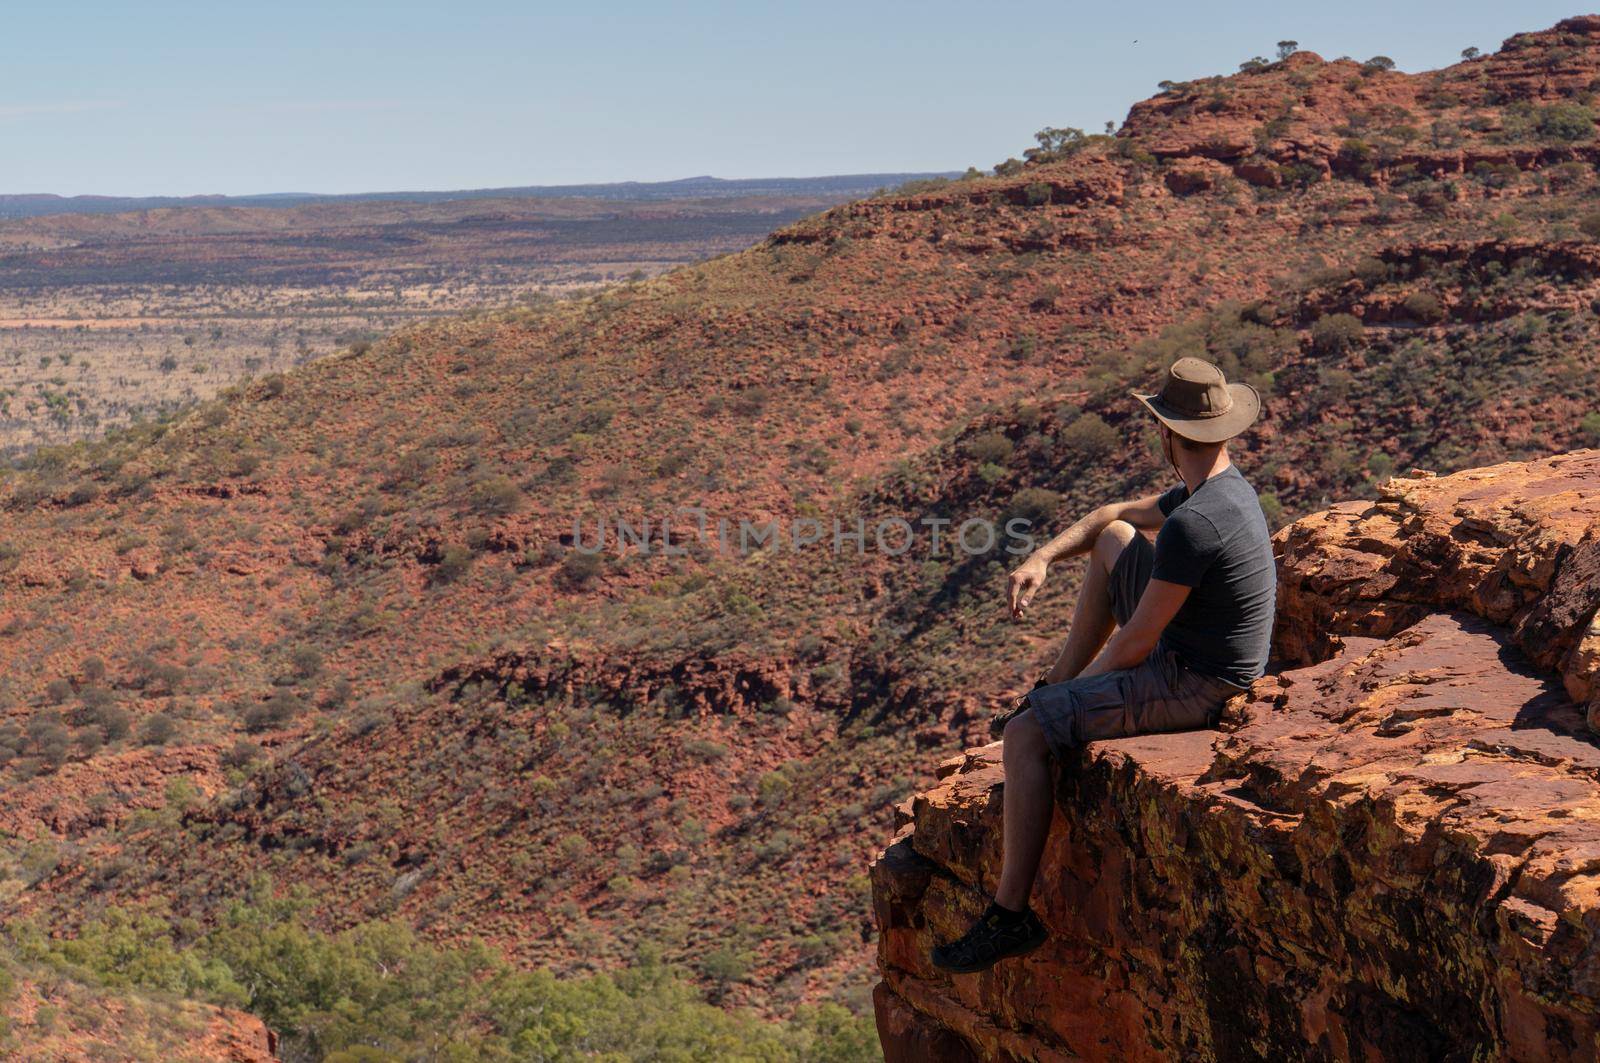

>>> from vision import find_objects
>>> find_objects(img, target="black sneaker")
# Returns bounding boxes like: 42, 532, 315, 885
931, 904, 1048, 973
989, 677, 1047, 738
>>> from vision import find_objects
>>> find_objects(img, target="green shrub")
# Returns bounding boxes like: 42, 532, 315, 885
1004, 487, 1063, 529
1400, 292, 1445, 324
757, 770, 791, 807
1281, 162, 1323, 187
469, 474, 524, 516
1006, 334, 1039, 362
557, 551, 603, 590
1537, 103, 1596, 142
683, 738, 727, 762
963, 432, 1014, 465
136, 714, 178, 747
1060, 414, 1119, 459
1310, 313, 1364, 355
287, 646, 323, 681
433, 544, 475, 584
1259, 492, 1284, 527
244, 691, 300, 733
90, 703, 131, 743
65, 482, 100, 507
221, 739, 263, 770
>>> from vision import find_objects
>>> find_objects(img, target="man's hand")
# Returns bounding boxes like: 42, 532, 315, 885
1007, 556, 1049, 618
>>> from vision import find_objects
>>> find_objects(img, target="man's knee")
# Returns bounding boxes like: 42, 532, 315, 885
1094, 520, 1136, 575
1002, 710, 1048, 760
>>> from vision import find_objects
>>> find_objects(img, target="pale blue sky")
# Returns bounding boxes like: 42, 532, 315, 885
2, 2, 1581, 195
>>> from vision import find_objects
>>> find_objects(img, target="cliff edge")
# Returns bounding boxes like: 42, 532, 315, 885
872, 450, 1600, 1060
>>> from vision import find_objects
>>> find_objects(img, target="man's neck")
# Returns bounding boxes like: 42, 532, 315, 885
1177, 447, 1231, 495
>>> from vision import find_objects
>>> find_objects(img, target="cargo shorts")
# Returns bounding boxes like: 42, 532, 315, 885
1028, 534, 1245, 758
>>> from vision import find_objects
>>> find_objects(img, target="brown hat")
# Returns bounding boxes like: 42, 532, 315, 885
1132, 357, 1260, 444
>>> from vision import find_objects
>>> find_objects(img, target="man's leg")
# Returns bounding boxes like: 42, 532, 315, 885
931, 524, 1145, 972
994, 709, 1050, 910
1041, 520, 1137, 684
997, 520, 1136, 908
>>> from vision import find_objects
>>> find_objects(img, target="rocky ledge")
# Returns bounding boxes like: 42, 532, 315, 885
873, 451, 1600, 1061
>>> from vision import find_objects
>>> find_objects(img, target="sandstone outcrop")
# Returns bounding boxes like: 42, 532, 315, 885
1121, 17, 1600, 189
1275, 451, 1600, 723
874, 452, 1600, 1060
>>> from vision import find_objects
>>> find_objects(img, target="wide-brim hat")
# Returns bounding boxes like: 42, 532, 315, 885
1131, 356, 1260, 444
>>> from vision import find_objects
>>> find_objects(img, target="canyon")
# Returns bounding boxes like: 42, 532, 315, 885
3, 13, 1600, 1058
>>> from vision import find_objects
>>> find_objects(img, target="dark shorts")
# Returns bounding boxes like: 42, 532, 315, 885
1028, 535, 1244, 758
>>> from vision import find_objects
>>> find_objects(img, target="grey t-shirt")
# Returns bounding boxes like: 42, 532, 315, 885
1152, 465, 1276, 687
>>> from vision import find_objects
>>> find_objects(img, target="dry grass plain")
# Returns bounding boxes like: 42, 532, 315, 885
0, 190, 862, 455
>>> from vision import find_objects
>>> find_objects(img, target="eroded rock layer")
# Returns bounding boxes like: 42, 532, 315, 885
874, 452, 1600, 1060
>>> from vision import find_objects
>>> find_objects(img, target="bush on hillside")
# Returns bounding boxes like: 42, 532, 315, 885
136, 714, 178, 747
1258, 492, 1285, 528
220, 739, 263, 771
1311, 313, 1364, 355
1538, 102, 1597, 142
558, 550, 603, 590
963, 432, 1014, 465
88, 703, 131, 743
1060, 414, 1119, 460
1004, 487, 1063, 531
1547, 160, 1593, 190
243, 691, 301, 734
433, 544, 475, 584
1401, 292, 1446, 324
287, 646, 323, 682
1006, 334, 1039, 363
469, 474, 524, 516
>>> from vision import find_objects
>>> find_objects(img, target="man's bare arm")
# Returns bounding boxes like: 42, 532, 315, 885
1006, 493, 1166, 618
1077, 578, 1190, 677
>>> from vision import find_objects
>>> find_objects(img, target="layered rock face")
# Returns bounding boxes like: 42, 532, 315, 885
873, 452, 1600, 1060
1122, 17, 1600, 187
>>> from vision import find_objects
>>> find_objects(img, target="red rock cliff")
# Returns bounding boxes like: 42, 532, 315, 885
872, 451, 1600, 1060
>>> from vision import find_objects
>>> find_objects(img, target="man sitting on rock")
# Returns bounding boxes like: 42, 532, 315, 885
931, 356, 1277, 973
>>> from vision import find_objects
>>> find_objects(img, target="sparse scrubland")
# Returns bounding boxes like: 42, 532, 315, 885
0, 192, 855, 457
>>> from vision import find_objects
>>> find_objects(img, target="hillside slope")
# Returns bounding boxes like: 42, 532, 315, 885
2, 15, 1600, 1048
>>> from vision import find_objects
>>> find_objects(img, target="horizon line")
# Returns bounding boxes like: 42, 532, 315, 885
0, 170, 967, 204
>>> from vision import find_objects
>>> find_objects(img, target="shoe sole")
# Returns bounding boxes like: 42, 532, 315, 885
931, 930, 1047, 974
